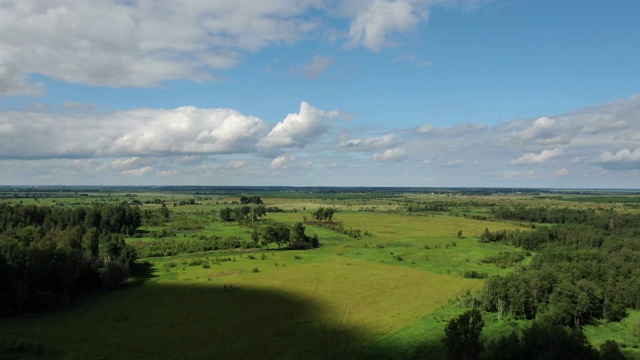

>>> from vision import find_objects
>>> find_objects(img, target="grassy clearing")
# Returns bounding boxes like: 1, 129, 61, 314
1, 252, 481, 359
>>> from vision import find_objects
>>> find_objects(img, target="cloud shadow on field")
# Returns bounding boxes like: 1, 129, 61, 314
1, 264, 446, 360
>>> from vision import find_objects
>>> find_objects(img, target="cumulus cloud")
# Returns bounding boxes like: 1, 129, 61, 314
270, 155, 295, 169
0, 0, 321, 95
347, 0, 424, 51
511, 148, 563, 165
0, 101, 342, 160
592, 148, 640, 170
505, 117, 568, 145
0, 0, 450, 95
258, 101, 339, 148
373, 147, 407, 162
292, 55, 336, 79
339, 133, 400, 151
0, 105, 269, 159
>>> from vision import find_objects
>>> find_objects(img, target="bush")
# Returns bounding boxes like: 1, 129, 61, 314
252, 267, 260, 273
463, 270, 487, 279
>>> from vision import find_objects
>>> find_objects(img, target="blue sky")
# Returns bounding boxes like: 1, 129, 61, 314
1, 0, 639, 188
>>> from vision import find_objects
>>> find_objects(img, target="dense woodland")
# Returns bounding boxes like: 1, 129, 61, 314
444, 206, 640, 360
0, 203, 139, 315
479, 207, 640, 326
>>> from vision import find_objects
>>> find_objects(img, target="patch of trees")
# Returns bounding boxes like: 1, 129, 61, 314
176, 199, 196, 206
259, 222, 319, 250
478, 211, 640, 328
405, 201, 450, 212
312, 207, 335, 222
442, 308, 484, 360
490, 205, 640, 232
240, 195, 263, 205
0, 203, 139, 316
219, 205, 266, 224
484, 321, 602, 360
442, 309, 614, 360
141, 206, 170, 226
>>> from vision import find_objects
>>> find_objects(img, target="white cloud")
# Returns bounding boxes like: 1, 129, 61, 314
0, 106, 269, 159
592, 148, 640, 170
511, 148, 563, 165
556, 168, 570, 176
271, 155, 295, 169
373, 147, 407, 162
292, 55, 336, 79
111, 157, 149, 170
339, 133, 400, 151
0, 0, 321, 95
347, 0, 424, 52
226, 160, 247, 169
258, 102, 339, 148
121, 166, 153, 176
506, 116, 568, 145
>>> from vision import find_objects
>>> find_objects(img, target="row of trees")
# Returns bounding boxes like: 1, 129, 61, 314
0, 203, 139, 315
0, 202, 141, 236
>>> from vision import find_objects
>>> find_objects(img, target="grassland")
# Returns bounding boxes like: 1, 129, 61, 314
1, 189, 639, 359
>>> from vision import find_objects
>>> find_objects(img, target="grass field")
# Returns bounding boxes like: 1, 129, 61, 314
1, 192, 639, 359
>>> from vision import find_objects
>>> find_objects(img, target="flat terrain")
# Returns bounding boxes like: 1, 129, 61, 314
1, 190, 639, 359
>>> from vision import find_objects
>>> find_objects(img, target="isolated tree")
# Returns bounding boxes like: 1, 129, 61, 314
442, 308, 484, 360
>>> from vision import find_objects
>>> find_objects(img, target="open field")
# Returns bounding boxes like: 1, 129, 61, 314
1, 187, 640, 359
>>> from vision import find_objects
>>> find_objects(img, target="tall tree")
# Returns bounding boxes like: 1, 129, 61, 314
442, 309, 484, 360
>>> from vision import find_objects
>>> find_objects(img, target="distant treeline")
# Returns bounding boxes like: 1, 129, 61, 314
478, 208, 640, 327
0, 203, 139, 316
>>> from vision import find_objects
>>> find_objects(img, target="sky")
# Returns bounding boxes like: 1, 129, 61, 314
0, 0, 639, 188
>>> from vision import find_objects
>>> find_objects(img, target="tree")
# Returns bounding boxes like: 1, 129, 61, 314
521, 321, 599, 360
442, 309, 484, 360
600, 340, 626, 360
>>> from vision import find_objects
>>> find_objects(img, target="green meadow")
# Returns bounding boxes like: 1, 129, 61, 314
1, 190, 639, 359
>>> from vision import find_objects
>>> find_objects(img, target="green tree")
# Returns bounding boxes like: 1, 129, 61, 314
442, 309, 484, 360
600, 340, 626, 360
